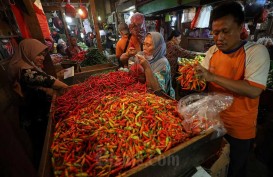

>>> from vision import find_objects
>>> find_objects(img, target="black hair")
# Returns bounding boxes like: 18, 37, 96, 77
167, 30, 181, 41
107, 26, 114, 31
210, 1, 244, 26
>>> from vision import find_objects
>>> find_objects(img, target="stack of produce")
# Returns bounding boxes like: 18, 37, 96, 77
177, 55, 204, 66
78, 42, 89, 51
70, 51, 87, 62
80, 48, 109, 67
177, 56, 206, 91
51, 92, 190, 176
267, 69, 273, 89
54, 71, 147, 120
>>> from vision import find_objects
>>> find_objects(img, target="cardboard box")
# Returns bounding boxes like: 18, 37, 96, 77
202, 139, 230, 177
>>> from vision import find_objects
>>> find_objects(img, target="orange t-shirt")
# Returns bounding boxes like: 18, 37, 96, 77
115, 35, 141, 59
202, 42, 270, 139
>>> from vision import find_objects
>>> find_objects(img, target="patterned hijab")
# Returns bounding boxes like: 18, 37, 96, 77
129, 12, 146, 43
9, 39, 48, 81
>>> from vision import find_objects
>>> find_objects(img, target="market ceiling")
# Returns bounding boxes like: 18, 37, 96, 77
41, 0, 90, 6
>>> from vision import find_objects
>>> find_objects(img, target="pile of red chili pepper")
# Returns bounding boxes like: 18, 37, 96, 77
177, 60, 206, 91
54, 71, 147, 120
70, 51, 87, 62
51, 92, 190, 176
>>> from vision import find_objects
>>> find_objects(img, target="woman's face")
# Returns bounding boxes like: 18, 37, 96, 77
173, 35, 181, 45
143, 35, 154, 57
34, 51, 46, 68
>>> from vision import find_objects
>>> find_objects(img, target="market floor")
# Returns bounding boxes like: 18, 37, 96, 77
247, 150, 268, 177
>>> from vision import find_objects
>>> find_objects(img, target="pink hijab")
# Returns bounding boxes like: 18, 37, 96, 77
9, 39, 48, 81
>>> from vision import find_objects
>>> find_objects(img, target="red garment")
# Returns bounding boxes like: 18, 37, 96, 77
10, 4, 31, 38
116, 35, 141, 59
66, 46, 82, 58
33, 4, 51, 39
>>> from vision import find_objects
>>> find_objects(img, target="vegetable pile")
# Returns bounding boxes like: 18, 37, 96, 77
178, 55, 204, 66
71, 51, 87, 62
78, 42, 89, 51
177, 59, 206, 91
51, 92, 189, 176
80, 48, 109, 67
54, 71, 147, 120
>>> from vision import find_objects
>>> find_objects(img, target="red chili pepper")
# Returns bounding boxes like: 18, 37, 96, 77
51, 91, 194, 176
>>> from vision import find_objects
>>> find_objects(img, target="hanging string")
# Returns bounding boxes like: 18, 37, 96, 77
9, 0, 15, 5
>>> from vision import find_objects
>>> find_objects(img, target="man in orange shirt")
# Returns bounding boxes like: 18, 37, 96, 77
197, 2, 270, 177
120, 12, 146, 68
115, 22, 141, 67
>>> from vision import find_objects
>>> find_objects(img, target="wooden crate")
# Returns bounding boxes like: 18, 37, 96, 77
38, 91, 223, 177
119, 130, 222, 177
61, 63, 118, 86
80, 63, 118, 72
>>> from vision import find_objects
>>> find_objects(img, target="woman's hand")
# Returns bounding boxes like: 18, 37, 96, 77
136, 54, 151, 70
196, 64, 215, 82
120, 53, 130, 68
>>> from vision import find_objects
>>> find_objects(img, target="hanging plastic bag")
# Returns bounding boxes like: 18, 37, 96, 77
178, 93, 233, 137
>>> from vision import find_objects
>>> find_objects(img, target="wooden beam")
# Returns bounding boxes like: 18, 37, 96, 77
41, 0, 90, 3
42, 5, 62, 12
60, 8, 71, 46
89, 0, 103, 52
22, 0, 45, 42
22, 0, 56, 77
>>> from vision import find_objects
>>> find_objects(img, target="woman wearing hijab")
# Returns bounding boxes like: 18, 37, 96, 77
8, 38, 67, 168
136, 32, 175, 98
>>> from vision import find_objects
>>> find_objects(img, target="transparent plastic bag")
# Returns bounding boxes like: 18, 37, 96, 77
177, 93, 234, 137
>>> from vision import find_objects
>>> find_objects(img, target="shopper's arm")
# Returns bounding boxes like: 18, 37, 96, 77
52, 79, 68, 89
136, 54, 161, 91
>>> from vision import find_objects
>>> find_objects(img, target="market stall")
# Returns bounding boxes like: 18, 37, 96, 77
38, 68, 232, 177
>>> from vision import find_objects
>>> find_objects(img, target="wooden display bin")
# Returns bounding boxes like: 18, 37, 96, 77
80, 63, 118, 72
61, 63, 118, 86
38, 91, 223, 177
61, 60, 81, 73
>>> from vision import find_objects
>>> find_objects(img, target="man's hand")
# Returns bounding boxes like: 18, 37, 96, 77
127, 47, 137, 57
120, 53, 130, 68
196, 64, 215, 82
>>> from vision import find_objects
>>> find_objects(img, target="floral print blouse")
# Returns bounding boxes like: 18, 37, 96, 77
20, 68, 55, 88
153, 64, 175, 99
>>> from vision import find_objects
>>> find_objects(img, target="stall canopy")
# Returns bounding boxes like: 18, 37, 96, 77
137, 0, 228, 15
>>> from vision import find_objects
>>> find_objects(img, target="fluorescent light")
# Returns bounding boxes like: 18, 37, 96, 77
80, 33, 84, 39
65, 17, 72, 23
78, 9, 83, 16
98, 16, 101, 21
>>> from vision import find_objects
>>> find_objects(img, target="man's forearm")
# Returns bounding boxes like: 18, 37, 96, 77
212, 74, 263, 98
